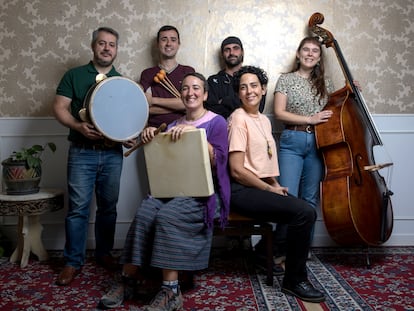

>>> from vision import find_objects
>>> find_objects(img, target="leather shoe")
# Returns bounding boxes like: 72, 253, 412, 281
282, 280, 325, 303
96, 255, 120, 271
57, 266, 80, 286
256, 254, 285, 276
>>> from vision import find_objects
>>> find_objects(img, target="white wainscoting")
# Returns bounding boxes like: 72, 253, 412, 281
0, 115, 413, 250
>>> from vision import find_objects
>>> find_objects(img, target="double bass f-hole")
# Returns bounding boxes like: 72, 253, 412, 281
354, 154, 363, 186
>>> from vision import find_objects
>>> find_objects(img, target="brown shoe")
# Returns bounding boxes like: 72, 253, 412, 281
96, 255, 120, 271
56, 266, 80, 286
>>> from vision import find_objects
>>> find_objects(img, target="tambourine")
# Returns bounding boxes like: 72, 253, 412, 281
79, 76, 148, 142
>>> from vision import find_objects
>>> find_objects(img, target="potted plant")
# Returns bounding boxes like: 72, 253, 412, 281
1, 142, 56, 195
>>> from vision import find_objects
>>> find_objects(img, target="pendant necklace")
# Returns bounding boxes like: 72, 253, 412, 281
251, 115, 272, 159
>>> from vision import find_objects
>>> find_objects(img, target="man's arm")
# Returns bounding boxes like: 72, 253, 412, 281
145, 91, 185, 114
52, 94, 102, 140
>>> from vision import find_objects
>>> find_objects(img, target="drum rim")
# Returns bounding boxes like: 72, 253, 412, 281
87, 76, 149, 142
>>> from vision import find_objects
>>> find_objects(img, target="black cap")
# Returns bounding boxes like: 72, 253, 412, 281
221, 36, 243, 52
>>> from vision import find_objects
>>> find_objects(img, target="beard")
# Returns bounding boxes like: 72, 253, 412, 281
95, 58, 113, 67
94, 51, 116, 67
224, 55, 243, 68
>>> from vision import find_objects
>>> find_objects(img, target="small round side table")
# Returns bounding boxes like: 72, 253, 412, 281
0, 188, 64, 268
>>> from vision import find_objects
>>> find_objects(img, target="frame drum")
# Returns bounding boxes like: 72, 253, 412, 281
84, 76, 148, 142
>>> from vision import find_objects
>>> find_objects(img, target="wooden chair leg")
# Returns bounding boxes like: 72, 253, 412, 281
265, 227, 274, 286
214, 212, 275, 286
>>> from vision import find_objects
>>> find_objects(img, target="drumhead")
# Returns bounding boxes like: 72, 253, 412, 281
87, 76, 148, 142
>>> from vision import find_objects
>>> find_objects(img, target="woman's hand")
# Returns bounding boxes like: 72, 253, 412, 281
267, 184, 288, 196
263, 178, 288, 196
353, 80, 362, 91
308, 110, 333, 125
168, 124, 196, 141
140, 126, 158, 144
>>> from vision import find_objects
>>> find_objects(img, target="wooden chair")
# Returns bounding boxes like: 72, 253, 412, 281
214, 211, 274, 286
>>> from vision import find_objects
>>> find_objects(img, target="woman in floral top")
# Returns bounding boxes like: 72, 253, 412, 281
272, 37, 335, 256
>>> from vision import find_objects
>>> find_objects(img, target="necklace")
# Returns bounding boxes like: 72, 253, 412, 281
251, 114, 272, 159
186, 109, 207, 121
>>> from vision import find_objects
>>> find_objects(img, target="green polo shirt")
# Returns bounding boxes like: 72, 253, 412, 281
56, 61, 121, 143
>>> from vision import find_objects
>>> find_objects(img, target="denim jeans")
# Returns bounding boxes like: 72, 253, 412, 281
63, 145, 123, 268
278, 130, 323, 207
274, 130, 323, 246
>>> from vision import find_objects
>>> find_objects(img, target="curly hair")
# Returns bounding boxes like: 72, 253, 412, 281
232, 65, 269, 93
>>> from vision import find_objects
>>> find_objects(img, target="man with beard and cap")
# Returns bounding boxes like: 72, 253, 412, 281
53, 27, 135, 286
206, 36, 265, 119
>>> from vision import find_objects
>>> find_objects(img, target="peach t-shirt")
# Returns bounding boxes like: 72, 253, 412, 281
228, 108, 279, 178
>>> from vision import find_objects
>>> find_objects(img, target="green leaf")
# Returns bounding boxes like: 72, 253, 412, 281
46, 142, 57, 153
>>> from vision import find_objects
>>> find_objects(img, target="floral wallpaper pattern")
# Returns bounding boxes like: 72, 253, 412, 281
0, 0, 413, 116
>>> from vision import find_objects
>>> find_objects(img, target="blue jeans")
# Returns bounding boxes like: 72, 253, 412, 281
278, 130, 323, 207
63, 145, 123, 268
274, 130, 323, 246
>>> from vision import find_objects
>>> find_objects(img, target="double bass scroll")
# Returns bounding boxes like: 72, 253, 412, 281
308, 12, 394, 246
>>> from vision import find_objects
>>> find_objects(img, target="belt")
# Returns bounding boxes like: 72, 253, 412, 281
70, 142, 120, 150
285, 124, 314, 133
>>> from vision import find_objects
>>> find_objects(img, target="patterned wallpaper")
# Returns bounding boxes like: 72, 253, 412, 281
0, 0, 413, 116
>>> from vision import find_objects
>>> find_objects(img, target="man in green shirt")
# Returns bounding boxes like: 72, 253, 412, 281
53, 27, 134, 286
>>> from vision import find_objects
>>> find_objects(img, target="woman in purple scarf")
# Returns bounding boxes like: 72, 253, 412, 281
100, 72, 230, 310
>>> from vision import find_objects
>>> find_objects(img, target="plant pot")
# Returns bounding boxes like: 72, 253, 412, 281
1, 160, 41, 195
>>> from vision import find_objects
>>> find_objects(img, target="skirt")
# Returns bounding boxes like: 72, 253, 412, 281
120, 196, 213, 271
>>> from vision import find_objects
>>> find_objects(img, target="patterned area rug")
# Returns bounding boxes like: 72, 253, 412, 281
0, 247, 413, 310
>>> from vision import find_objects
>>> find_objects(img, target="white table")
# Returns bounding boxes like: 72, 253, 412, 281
0, 188, 64, 268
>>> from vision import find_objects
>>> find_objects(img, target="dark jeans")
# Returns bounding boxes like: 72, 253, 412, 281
230, 182, 316, 285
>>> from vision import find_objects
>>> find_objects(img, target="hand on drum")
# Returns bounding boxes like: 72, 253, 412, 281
141, 127, 159, 144
168, 124, 196, 142
79, 122, 103, 140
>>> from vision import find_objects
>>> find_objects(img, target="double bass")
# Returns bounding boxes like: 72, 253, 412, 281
309, 13, 394, 246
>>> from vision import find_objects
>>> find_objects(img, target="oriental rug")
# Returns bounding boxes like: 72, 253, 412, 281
0, 247, 413, 310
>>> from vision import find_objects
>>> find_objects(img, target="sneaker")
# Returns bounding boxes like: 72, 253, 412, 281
99, 276, 135, 309
143, 286, 183, 311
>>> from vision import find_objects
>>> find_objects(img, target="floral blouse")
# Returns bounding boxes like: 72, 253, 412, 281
274, 72, 334, 116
